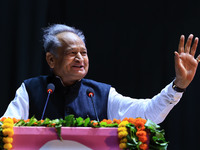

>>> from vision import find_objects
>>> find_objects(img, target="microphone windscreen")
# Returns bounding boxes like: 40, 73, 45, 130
47, 83, 55, 93
86, 88, 94, 97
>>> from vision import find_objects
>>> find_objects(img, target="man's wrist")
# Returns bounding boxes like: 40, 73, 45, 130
172, 82, 186, 92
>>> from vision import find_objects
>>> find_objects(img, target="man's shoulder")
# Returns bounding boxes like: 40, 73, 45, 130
82, 78, 111, 87
24, 75, 48, 84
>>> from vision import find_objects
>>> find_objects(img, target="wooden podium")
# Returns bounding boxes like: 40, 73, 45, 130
12, 127, 120, 150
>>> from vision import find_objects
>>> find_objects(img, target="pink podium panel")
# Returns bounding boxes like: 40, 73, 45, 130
12, 127, 120, 150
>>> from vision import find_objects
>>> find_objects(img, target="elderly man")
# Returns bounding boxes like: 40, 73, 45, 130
2, 24, 200, 124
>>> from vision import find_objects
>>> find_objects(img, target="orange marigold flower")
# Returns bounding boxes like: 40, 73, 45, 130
13, 118, 20, 123
100, 119, 113, 124
93, 122, 98, 126
118, 121, 129, 127
91, 121, 98, 126
0, 117, 7, 122
113, 118, 121, 124
3, 118, 14, 124
138, 135, 148, 143
136, 131, 148, 143
139, 143, 148, 150
122, 117, 129, 121
136, 126, 145, 131
3, 128, 14, 137
24, 119, 30, 123
136, 131, 147, 137
134, 118, 146, 131
120, 138, 127, 143
106, 119, 113, 124
118, 131, 128, 138
101, 119, 107, 122
3, 143, 12, 150
137, 118, 147, 124
3, 137, 13, 144
2, 123, 13, 129
51, 123, 56, 126
118, 127, 127, 132
128, 118, 136, 124
119, 142, 127, 149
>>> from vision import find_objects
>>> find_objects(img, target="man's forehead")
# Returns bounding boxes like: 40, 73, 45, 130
56, 32, 86, 51
56, 32, 84, 44
56, 31, 78, 39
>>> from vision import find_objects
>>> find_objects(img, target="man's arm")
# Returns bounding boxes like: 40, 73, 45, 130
107, 34, 200, 124
2, 83, 29, 119
107, 82, 183, 124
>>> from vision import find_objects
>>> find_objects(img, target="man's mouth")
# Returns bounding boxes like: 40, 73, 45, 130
72, 65, 84, 68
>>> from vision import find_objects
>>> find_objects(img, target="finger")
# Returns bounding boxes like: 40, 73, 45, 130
174, 51, 180, 67
196, 54, 200, 63
185, 34, 194, 53
178, 35, 185, 53
190, 37, 199, 56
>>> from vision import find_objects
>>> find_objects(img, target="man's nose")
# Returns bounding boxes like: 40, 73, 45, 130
75, 52, 83, 61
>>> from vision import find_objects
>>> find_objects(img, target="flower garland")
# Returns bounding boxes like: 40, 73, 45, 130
0, 115, 168, 150
118, 120, 129, 149
0, 118, 14, 150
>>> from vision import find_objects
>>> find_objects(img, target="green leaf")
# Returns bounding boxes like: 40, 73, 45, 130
55, 127, 63, 141
126, 123, 137, 139
14, 120, 26, 126
41, 118, 51, 126
76, 117, 84, 127
149, 143, 168, 150
99, 122, 107, 127
25, 116, 38, 126
64, 115, 75, 127
145, 119, 160, 132
83, 117, 91, 127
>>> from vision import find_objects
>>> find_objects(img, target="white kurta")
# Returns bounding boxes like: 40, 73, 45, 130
2, 81, 182, 124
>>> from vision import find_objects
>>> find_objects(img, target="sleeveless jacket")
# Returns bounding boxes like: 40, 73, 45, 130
24, 75, 111, 121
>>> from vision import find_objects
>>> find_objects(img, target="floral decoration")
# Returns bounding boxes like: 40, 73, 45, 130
0, 115, 168, 150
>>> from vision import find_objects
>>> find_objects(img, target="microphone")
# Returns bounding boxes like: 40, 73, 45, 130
86, 88, 99, 122
41, 83, 55, 120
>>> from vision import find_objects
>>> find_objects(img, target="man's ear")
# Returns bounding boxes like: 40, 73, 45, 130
46, 52, 55, 69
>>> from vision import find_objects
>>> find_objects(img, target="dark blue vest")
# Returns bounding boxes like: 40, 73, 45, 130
24, 75, 111, 121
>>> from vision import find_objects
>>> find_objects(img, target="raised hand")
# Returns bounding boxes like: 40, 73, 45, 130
174, 34, 200, 89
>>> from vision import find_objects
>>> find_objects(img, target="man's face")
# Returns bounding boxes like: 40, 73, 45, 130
47, 32, 89, 85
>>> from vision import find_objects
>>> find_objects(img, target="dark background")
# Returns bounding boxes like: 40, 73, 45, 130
0, 0, 200, 149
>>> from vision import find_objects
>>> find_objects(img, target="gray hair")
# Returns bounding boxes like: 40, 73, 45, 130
43, 24, 85, 55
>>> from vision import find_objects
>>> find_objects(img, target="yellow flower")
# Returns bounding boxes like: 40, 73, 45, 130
3, 143, 12, 149
118, 121, 129, 127
3, 118, 14, 124
120, 138, 127, 143
3, 137, 13, 144
119, 142, 127, 149
2, 128, 14, 137
2, 123, 14, 129
118, 131, 128, 138
118, 127, 127, 132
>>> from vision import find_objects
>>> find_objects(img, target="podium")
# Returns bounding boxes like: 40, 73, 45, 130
12, 127, 120, 150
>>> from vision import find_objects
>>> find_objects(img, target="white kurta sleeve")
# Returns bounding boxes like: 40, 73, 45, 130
2, 83, 29, 120
107, 82, 183, 124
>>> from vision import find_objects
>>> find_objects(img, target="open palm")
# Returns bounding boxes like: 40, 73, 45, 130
174, 34, 200, 89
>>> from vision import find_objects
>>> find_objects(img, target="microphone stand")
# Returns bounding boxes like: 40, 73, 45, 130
41, 90, 51, 120
90, 96, 99, 122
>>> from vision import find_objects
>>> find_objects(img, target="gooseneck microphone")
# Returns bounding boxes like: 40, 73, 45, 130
86, 88, 99, 122
41, 83, 55, 120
